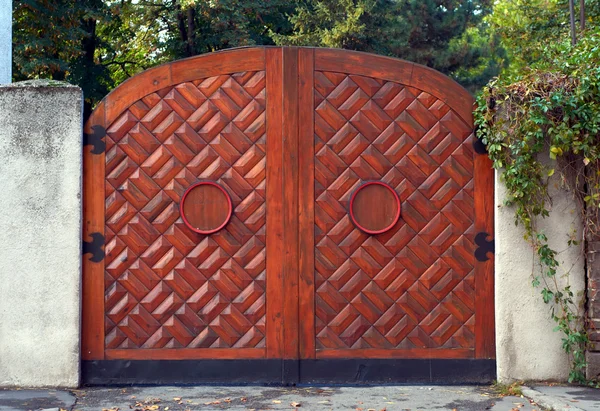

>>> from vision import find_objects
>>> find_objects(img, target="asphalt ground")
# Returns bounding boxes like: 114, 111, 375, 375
1, 385, 548, 411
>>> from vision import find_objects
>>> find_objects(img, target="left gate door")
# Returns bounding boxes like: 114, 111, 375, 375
82, 47, 290, 383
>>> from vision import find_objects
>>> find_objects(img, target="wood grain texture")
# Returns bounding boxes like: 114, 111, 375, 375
312, 68, 480, 355
314, 48, 474, 126
298, 48, 316, 359
102, 70, 268, 353
171, 48, 265, 85
474, 147, 495, 359
104, 48, 265, 126
181, 183, 231, 232
265, 48, 284, 358
316, 348, 474, 359
106, 347, 264, 360
82, 101, 106, 360
351, 183, 400, 233
282, 48, 300, 359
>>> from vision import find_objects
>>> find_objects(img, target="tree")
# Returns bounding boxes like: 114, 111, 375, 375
274, 0, 502, 90
145, 0, 294, 60
271, 0, 406, 54
13, 0, 294, 118
13, 0, 503, 112
13, 0, 111, 117
487, 0, 600, 74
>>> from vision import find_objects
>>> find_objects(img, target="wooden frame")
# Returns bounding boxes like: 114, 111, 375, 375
349, 181, 402, 235
179, 181, 233, 235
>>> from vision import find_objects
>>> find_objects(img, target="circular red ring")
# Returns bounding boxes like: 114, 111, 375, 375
180, 181, 233, 235
349, 181, 401, 235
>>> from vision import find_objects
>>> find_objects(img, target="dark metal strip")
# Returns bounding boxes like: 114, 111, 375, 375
82, 359, 496, 385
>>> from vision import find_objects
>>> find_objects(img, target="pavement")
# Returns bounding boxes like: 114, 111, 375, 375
521, 385, 600, 411
0, 384, 598, 411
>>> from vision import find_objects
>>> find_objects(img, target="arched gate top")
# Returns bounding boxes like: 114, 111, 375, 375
88, 47, 473, 130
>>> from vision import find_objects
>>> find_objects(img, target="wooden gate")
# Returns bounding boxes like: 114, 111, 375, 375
82, 47, 495, 384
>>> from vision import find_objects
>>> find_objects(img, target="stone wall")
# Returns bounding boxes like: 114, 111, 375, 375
495, 169, 586, 382
0, 81, 83, 388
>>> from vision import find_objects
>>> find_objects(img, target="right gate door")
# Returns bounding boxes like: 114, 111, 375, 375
294, 48, 494, 382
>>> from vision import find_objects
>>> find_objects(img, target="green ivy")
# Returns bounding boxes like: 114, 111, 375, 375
475, 28, 600, 383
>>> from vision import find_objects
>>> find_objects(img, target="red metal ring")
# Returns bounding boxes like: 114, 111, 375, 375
180, 181, 233, 235
349, 181, 401, 235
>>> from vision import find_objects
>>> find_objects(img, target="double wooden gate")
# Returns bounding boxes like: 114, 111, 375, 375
82, 47, 495, 384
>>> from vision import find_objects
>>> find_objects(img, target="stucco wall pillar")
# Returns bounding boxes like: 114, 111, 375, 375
495, 169, 585, 382
0, 81, 83, 387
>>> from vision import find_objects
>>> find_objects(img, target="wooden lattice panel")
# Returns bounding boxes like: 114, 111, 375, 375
103, 71, 267, 349
314, 71, 477, 350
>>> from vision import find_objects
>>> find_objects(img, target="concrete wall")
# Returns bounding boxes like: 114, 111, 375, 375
0, 0, 11, 84
0, 81, 83, 388
495, 169, 586, 382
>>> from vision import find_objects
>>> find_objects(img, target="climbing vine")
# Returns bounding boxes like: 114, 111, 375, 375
474, 29, 600, 383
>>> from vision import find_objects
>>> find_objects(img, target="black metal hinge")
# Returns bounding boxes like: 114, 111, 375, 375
83, 125, 106, 155
474, 232, 495, 262
83, 232, 105, 263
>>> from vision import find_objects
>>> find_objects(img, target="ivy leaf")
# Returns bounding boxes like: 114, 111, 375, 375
542, 288, 553, 304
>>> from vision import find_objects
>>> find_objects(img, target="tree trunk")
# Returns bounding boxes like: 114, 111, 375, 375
81, 17, 97, 121
176, 4, 195, 57
569, 0, 577, 45
187, 7, 196, 56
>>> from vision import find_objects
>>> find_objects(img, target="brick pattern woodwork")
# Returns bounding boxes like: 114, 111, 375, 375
314, 72, 477, 350
103, 72, 267, 349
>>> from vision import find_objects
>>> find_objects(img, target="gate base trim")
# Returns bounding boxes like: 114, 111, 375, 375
82, 359, 495, 385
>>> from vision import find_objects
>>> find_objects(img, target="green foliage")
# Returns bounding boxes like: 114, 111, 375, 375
487, 0, 600, 74
13, 0, 111, 115
275, 0, 502, 90
161, 0, 293, 59
446, 24, 506, 93
13, 0, 91, 79
94, 1, 170, 86
389, 0, 494, 75
13, 0, 295, 116
475, 27, 600, 383
271, 0, 405, 54
13, 0, 504, 112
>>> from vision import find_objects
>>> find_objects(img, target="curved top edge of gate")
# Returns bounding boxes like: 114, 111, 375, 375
86, 46, 474, 131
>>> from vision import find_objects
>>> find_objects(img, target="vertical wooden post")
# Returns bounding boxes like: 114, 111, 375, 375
580, 0, 586, 31
265, 47, 285, 360
0, 0, 11, 84
298, 48, 315, 360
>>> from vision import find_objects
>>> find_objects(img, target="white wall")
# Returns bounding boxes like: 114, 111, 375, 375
0, 81, 83, 387
495, 169, 585, 382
